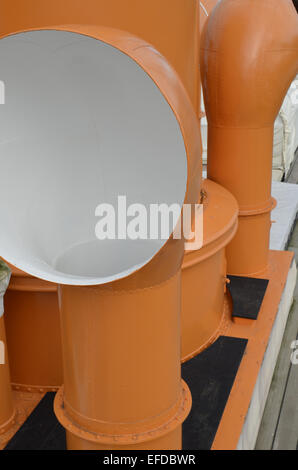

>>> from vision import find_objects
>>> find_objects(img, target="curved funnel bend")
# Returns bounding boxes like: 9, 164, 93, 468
0, 29, 192, 286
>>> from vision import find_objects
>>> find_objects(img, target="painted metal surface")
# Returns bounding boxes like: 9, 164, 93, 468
1, 0, 296, 451
0, 317, 15, 436
0, 0, 201, 114
55, 271, 191, 450
181, 179, 238, 361
0, 1, 202, 450
213, 250, 294, 449
3, 265, 62, 392
201, 0, 298, 275
0, 16, 201, 449
49, 25, 200, 450
0, 263, 14, 436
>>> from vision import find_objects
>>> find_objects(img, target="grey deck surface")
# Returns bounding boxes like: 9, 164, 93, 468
255, 156, 298, 450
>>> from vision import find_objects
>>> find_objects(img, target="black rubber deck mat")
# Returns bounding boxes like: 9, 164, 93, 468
227, 275, 269, 320
182, 336, 247, 450
5, 336, 247, 451
4, 392, 66, 450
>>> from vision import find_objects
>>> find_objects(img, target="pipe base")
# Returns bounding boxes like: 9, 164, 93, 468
54, 381, 191, 450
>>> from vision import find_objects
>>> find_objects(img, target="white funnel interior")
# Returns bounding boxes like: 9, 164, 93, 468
0, 30, 187, 285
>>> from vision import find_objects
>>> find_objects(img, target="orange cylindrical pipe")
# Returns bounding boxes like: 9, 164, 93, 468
0, 316, 14, 435
201, 0, 298, 275
0, 264, 15, 437
3, 265, 63, 392
180, 1, 239, 362
181, 179, 238, 361
55, 270, 191, 450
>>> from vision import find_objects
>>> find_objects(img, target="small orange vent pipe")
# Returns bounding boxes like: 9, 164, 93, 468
0, 317, 14, 439
3, 266, 62, 393
201, 0, 298, 275
0, 264, 15, 442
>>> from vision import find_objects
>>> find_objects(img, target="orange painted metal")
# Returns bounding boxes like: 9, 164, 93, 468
0, 21, 200, 449
201, 0, 298, 275
55, 271, 191, 450
0, 315, 15, 436
180, 0, 240, 362
212, 250, 294, 449
3, 264, 63, 392
199, 0, 218, 33
0, 0, 295, 452
0, 0, 201, 114
0, 2, 202, 449
181, 179, 238, 362
50, 24, 199, 451
0, 0, 202, 402
0, 390, 44, 449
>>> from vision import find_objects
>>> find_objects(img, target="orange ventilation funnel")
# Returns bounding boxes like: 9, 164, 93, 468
0, 0, 202, 397
0, 26, 201, 449
201, 0, 298, 275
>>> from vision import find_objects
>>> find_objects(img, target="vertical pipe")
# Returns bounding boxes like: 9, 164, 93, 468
44, 26, 201, 450
201, 0, 298, 275
0, 317, 14, 434
3, 269, 62, 392
181, 179, 238, 361
0, 263, 14, 436
55, 264, 191, 450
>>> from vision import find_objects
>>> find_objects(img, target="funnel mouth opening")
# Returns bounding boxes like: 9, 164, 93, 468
0, 29, 187, 285
53, 239, 163, 282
